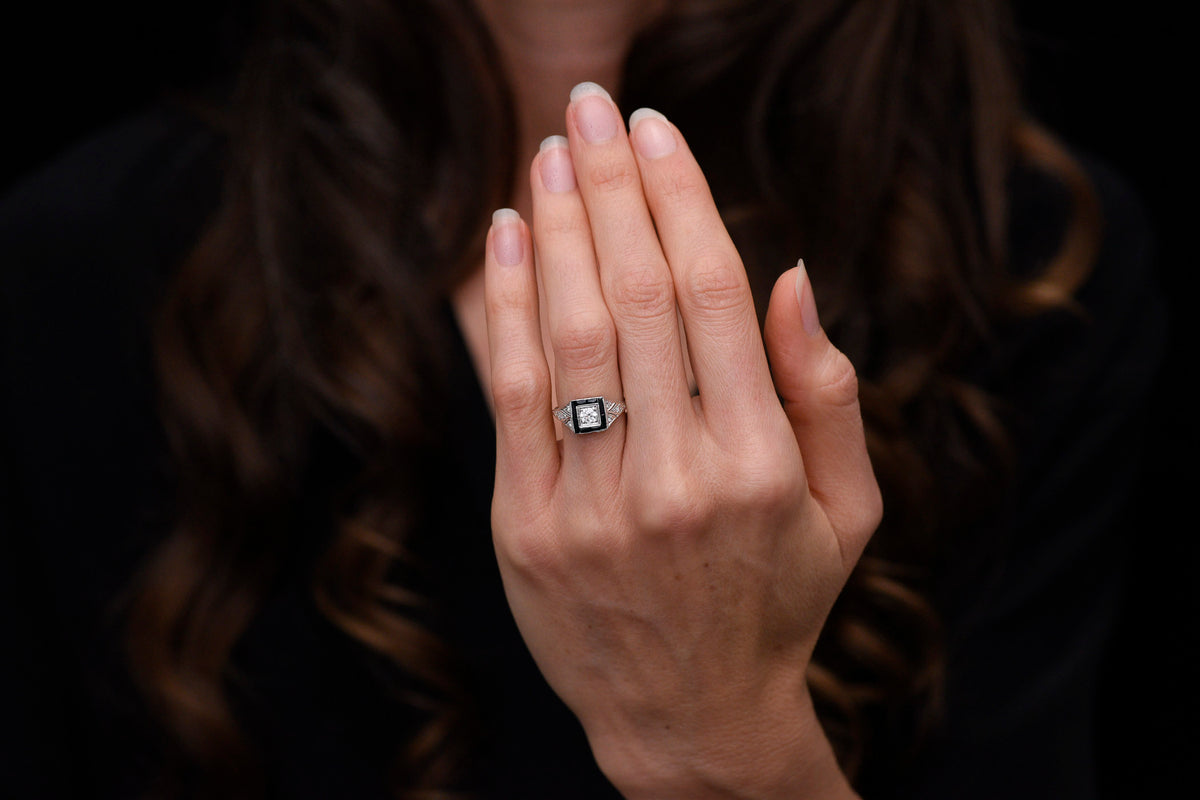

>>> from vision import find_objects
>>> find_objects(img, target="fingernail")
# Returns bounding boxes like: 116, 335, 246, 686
795, 258, 821, 336
538, 135, 577, 193
629, 108, 676, 159
492, 208, 524, 266
569, 82, 618, 144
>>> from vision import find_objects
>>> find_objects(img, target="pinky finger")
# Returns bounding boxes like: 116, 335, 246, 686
485, 208, 560, 499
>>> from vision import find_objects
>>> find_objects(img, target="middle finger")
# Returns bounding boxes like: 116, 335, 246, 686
565, 82, 693, 440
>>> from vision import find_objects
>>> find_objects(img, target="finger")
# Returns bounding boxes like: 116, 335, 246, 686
530, 136, 625, 464
565, 83, 692, 440
627, 108, 778, 430
763, 261, 881, 569
485, 208, 559, 500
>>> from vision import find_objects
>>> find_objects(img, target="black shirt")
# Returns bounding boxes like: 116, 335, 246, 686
0, 106, 1167, 798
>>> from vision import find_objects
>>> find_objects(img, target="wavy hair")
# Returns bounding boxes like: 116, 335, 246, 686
124, 0, 1098, 795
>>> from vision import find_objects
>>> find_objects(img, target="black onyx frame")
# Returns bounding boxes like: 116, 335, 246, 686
570, 397, 609, 433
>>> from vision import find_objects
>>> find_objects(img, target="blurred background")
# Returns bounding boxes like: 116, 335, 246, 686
1, 2, 1191, 794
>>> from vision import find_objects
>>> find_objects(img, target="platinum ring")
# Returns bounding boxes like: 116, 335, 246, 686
553, 397, 626, 434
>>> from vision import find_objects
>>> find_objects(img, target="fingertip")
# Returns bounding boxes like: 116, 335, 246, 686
490, 208, 527, 267
569, 81, 612, 104
539, 134, 569, 153
484, 208, 534, 327
764, 263, 823, 397
628, 108, 677, 161
568, 82, 619, 144
794, 258, 821, 337
628, 107, 668, 129
535, 137, 578, 194
493, 207, 521, 226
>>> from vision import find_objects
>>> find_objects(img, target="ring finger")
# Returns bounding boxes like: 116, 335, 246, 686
531, 135, 626, 471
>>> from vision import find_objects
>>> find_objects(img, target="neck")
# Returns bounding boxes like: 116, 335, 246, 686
474, 0, 666, 213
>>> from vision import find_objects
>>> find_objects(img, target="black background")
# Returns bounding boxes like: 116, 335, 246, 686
1, 2, 1192, 794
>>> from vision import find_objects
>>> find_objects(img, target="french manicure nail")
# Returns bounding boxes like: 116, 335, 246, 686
492, 208, 524, 266
629, 108, 677, 159
570, 82, 618, 144
539, 136, 577, 193
795, 258, 821, 336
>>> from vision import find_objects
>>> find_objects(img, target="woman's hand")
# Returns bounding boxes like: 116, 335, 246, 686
483, 82, 878, 800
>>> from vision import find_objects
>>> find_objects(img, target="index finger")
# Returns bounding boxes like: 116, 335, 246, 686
627, 108, 778, 426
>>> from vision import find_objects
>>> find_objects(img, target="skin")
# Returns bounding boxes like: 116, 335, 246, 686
461, 3, 882, 796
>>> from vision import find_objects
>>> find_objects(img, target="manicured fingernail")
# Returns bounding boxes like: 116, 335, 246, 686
538, 136, 577, 193
492, 208, 524, 266
629, 108, 676, 159
795, 258, 821, 336
569, 82, 618, 144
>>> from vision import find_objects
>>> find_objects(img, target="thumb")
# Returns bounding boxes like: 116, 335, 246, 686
763, 260, 881, 568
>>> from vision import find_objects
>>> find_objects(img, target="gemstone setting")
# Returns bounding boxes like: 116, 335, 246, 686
570, 397, 608, 433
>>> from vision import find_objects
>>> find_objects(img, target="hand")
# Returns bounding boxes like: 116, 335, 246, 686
483, 83, 878, 799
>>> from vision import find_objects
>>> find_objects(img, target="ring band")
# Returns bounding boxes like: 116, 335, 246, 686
553, 397, 626, 434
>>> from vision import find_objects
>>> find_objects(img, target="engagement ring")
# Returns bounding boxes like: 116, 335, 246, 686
553, 397, 626, 434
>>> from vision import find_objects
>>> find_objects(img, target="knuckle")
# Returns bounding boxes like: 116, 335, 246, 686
552, 310, 616, 367
491, 498, 559, 576
744, 462, 802, 510
538, 212, 591, 240
496, 502, 618, 578
485, 276, 532, 317
856, 481, 884, 535
725, 452, 802, 510
634, 470, 705, 536
586, 159, 638, 194
550, 502, 616, 566
609, 265, 676, 321
490, 361, 549, 417
561, 513, 620, 565
655, 163, 705, 204
815, 349, 862, 410
497, 524, 561, 577
831, 480, 883, 570
682, 254, 751, 315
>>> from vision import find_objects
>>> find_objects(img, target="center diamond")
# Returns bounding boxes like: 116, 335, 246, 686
578, 404, 600, 427
571, 398, 608, 432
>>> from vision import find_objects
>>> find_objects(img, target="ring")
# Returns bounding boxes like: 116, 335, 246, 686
553, 397, 626, 434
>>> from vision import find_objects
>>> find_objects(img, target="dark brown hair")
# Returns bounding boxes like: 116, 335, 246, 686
125, 0, 1098, 795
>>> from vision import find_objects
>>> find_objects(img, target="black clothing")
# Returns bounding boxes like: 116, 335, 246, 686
0, 107, 1166, 798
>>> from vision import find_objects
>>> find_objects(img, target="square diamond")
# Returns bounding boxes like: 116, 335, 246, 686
571, 398, 607, 432
578, 403, 600, 428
